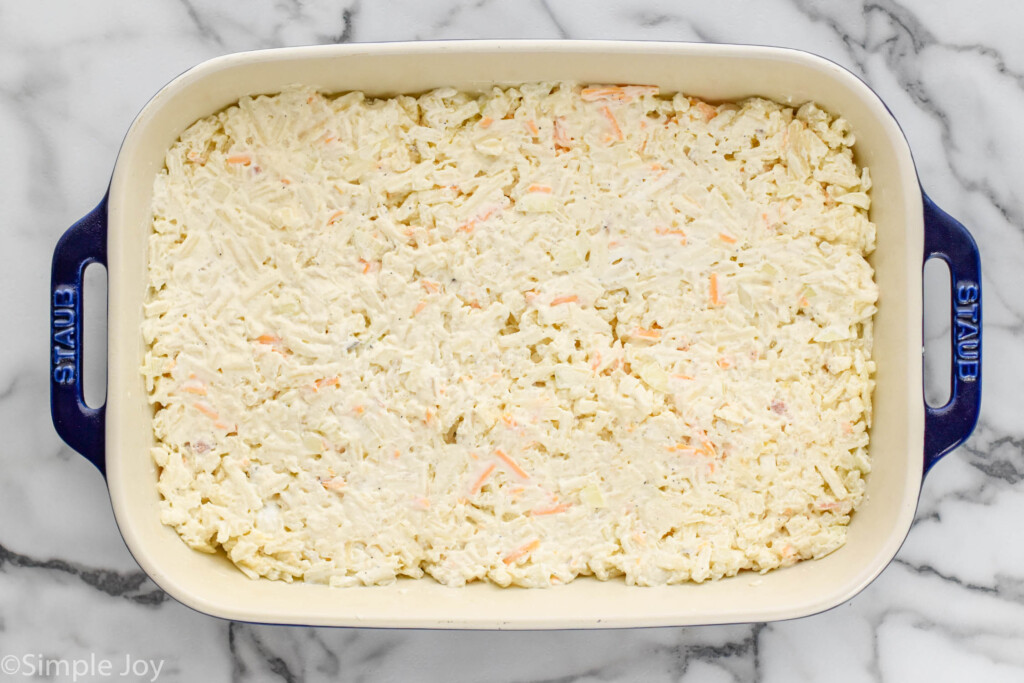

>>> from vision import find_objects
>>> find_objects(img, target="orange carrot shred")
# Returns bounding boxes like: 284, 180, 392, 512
553, 117, 571, 149
193, 402, 219, 420
531, 503, 571, 516
470, 463, 497, 494
631, 327, 661, 340
413, 301, 428, 316
315, 376, 340, 390
550, 295, 579, 306
494, 448, 529, 479
526, 119, 540, 136
503, 539, 540, 564
181, 383, 207, 396
710, 272, 724, 306
257, 334, 282, 345
601, 106, 624, 141
528, 184, 552, 193
226, 154, 251, 165
719, 232, 737, 244
421, 280, 440, 293
480, 116, 494, 128
328, 210, 345, 224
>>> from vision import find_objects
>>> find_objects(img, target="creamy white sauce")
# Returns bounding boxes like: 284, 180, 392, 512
143, 83, 877, 587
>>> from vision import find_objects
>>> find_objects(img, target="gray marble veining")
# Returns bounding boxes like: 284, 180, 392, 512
2, 0, 1023, 681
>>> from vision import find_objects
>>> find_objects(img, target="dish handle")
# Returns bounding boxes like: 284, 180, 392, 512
50, 195, 108, 476
921, 193, 982, 473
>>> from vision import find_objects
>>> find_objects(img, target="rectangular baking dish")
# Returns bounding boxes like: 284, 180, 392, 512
49, 40, 982, 628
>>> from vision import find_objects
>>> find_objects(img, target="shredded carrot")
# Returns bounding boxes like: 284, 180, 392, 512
582, 86, 629, 102
181, 382, 207, 396
841, 421, 853, 435
717, 357, 732, 369
503, 539, 540, 564
698, 431, 717, 457
580, 85, 659, 102
280, 178, 291, 185
353, 405, 365, 415
719, 232, 737, 244
709, 272, 724, 306
590, 351, 603, 371
321, 476, 346, 491
322, 135, 336, 144
421, 280, 440, 293
526, 119, 540, 136
553, 117, 571, 149
638, 138, 647, 155
193, 402, 219, 420
307, 95, 314, 104
468, 300, 482, 309
649, 162, 664, 171
694, 100, 718, 122
672, 374, 694, 380
470, 463, 497, 494
413, 301, 428, 316
531, 503, 571, 516
469, 451, 480, 461
528, 184, 552, 193
550, 295, 579, 306
601, 106, 624, 141
226, 154, 251, 165
654, 227, 687, 243
501, 414, 518, 428
314, 376, 340, 390
257, 334, 282, 345
480, 116, 494, 128
456, 220, 475, 234
358, 258, 376, 274
424, 409, 434, 423
328, 210, 345, 224
631, 327, 661, 340
413, 496, 431, 509
524, 289, 540, 302
494, 448, 529, 479
799, 296, 810, 307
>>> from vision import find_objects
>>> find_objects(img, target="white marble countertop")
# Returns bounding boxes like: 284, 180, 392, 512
3, 1, 1023, 681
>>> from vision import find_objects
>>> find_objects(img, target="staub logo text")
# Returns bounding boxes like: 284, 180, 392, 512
954, 282, 980, 382
52, 287, 77, 384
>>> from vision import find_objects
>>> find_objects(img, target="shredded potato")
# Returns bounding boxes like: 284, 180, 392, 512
143, 83, 877, 587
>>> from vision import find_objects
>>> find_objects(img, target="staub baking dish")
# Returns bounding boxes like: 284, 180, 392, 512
50, 41, 981, 628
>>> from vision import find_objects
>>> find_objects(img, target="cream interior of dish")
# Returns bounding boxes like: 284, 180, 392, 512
142, 82, 878, 587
